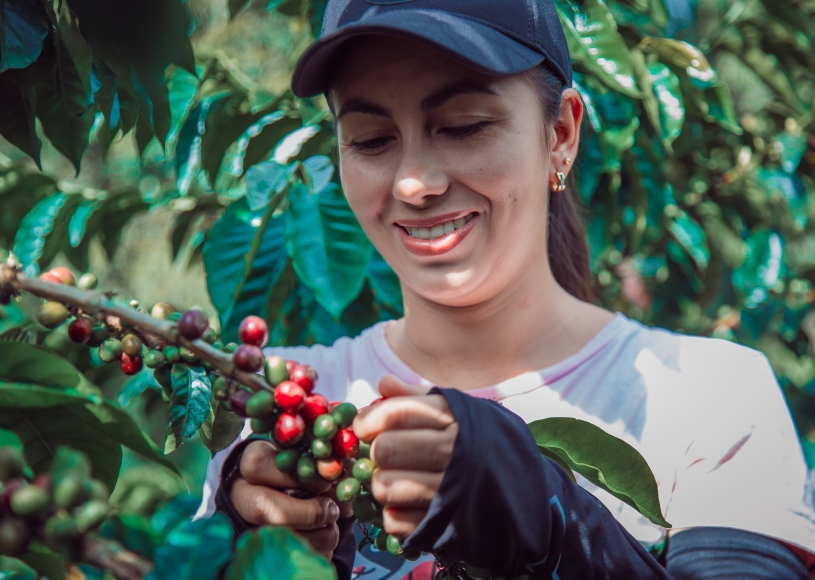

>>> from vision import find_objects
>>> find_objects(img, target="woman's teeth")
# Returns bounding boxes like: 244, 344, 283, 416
406, 216, 471, 239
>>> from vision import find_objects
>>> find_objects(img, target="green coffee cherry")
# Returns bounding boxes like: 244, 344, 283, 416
264, 355, 289, 386
44, 513, 79, 542
144, 350, 165, 369
203, 328, 217, 344
180, 347, 198, 363
97, 338, 123, 363
351, 493, 378, 524
162, 345, 180, 363
0, 518, 29, 556
275, 449, 299, 473
296, 454, 316, 485
374, 530, 388, 551
311, 439, 332, 459
10, 486, 50, 518
75, 500, 110, 532
36, 302, 70, 329
88, 480, 110, 501
54, 475, 89, 509
246, 391, 276, 419
86, 326, 109, 348
251, 417, 275, 434
0, 447, 24, 482
358, 441, 371, 459
331, 403, 357, 429
352, 458, 375, 484
224, 342, 239, 353
77, 273, 98, 290
213, 376, 231, 401
167, 312, 182, 322
335, 477, 361, 502
386, 534, 403, 557
313, 414, 338, 439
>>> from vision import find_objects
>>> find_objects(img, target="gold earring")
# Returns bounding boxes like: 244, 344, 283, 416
551, 172, 566, 192
564, 157, 571, 166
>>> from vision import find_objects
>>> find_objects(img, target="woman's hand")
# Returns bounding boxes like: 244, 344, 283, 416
228, 440, 350, 561
353, 376, 458, 539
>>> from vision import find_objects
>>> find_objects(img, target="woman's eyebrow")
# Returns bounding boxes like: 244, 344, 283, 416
336, 98, 391, 120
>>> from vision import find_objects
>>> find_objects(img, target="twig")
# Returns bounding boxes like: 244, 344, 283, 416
0, 264, 272, 394
81, 536, 153, 580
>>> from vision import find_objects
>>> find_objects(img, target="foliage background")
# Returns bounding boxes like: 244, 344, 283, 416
0, 0, 814, 520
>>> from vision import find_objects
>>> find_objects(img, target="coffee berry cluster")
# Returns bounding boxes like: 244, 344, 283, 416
0, 446, 110, 560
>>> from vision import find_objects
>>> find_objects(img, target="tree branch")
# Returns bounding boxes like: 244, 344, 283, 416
81, 536, 153, 580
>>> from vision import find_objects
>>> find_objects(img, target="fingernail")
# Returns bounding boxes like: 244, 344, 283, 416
325, 499, 340, 523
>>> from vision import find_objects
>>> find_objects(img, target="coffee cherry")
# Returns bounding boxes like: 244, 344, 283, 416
0, 447, 24, 482
386, 534, 403, 557
352, 493, 378, 524
246, 390, 276, 419
358, 441, 371, 460
97, 338, 123, 363
54, 475, 89, 509
290, 365, 317, 393
311, 439, 332, 459
0, 518, 29, 556
233, 344, 263, 372
49, 267, 75, 286
88, 480, 109, 501
75, 499, 109, 532
313, 414, 338, 440
150, 302, 175, 320
332, 428, 360, 459
121, 353, 143, 375
264, 355, 289, 386
296, 454, 317, 485
44, 513, 79, 543
36, 301, 70, 329
229, 389, 253, 417
302, 394, 330, 423
239, 315, 268, 348
143, 350, 165, 369
38, 272, 63, 285
10, 485, 50, 518
86, 326, 108, 347
374, 529, 388, 551
224, 342, 239, 353
162, 345, 180, 363
316, 457, 343, 481
336, 477, 361, 502
121, 334, 143, 356
352, 458, 375, 484
251, 416, 275, 434
212, 377, 231, 401
179, 347, 198, 363
67, 316, 94, 344
331, 402, 357, 429
274, 412, 306, 447
275, 448, 299, 472
274, 381, 306, 412
178, 310, 208, 340
0, 479, 23, 510
285, 359, 298, 375
77, 273, 98, 290
33, 473, 51, 490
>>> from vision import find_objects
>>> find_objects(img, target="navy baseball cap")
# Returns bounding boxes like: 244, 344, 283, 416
291, 0, 573, 98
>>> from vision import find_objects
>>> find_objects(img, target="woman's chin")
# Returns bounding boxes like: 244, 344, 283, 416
403, 269, 488, 308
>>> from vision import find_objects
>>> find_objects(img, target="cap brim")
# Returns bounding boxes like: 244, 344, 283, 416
292, 9, 547, 98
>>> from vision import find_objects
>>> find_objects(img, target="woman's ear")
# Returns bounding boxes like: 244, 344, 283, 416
550, 88, 583, 175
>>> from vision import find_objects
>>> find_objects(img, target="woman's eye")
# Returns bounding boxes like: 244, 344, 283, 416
352, 136, 393, 152
440, 121, 489, 139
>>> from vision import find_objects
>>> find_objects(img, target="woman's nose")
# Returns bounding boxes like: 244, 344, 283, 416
392, 144, 449, 205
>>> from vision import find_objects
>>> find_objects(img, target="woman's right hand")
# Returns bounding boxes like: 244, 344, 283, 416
228, 440, 343, 561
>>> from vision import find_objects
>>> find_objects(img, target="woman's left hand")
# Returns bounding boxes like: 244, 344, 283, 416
352, 375, 458, 539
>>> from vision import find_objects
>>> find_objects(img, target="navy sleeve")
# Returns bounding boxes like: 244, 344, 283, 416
401, 387, 673, 578
666, 527, 811, 579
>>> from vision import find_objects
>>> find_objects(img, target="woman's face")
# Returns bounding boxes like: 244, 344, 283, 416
332, 37, 572, 308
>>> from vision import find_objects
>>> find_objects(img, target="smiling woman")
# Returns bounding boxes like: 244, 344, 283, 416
198, 1, 815, 579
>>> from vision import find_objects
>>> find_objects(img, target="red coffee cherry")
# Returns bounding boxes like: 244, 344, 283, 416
120, 353, 143, 376
302, 394, 329, 424
274, 412, 305, 447
238, 315, 268, 348
178, 310, 209, 340
316, 457, 344, 481
274, 381, 306, 412
332, 428, 360, 459
233, 344, 264, 373
38, 272, 63, 285
67, 317, 94, 344
285, 360, 298, 375
229, 389, 253, 417
289, 365, 317, 393
49, 267, 75, 287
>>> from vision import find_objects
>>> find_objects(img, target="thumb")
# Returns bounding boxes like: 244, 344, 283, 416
378, 374, 430, 398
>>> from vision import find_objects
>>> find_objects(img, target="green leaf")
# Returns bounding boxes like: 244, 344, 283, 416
0, 74, 40, 165
528, 417, 670, 527
367, 250, 402, 316
537, 445, 577, 483
47, 0, 93, 102
670, 211, 709, 270
12, 192, 81, 276
732, 229, 785, 298
244, 159, 295, 211
0, 556, 38, 580
241, 113, 303, 173
301, 155, 335, 194
555, 0, 642, 98
146, 514, 234, 580
68, 199, 101, 247
165, 364, 212, 454
639, 37, 717, 89
738, 47, 802, 113
99, 514, 162, 560
200, 401, 246, 457
202, 198, 289, 342
285, 183, 373, 319
19, 543, 64, 580
225, 526, 337, 580
0, 0, 49, 72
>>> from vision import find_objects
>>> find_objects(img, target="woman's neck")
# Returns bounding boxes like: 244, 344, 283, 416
386, 265, 615, 391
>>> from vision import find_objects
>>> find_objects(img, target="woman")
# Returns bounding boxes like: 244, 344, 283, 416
198, 0, 815, 578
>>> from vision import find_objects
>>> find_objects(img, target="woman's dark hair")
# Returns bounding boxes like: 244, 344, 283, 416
523, 66, 594, 303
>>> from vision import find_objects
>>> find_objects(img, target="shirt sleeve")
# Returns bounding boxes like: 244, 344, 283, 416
665, 348, 815, 555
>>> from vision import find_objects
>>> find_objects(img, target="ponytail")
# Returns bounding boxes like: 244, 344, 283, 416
523, 66, 594, 303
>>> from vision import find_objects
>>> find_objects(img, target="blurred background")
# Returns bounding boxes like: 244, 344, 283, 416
0, 0, 813, 516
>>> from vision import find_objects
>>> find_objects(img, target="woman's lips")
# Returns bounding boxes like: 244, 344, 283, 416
394, 213, 478, 257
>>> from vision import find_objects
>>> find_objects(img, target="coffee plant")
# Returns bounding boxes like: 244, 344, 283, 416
0, 0, 813, 576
